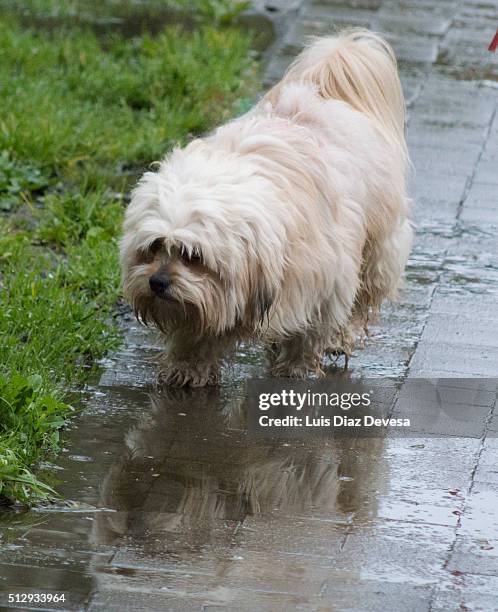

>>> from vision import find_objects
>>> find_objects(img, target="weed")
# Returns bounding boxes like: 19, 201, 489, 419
0, 152, 50, 212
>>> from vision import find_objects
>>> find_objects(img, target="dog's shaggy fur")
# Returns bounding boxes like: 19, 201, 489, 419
120, 29, 413, 386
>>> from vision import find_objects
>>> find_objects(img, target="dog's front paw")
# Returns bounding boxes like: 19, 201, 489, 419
270, 361, 324, 379
157, 362, 219, 388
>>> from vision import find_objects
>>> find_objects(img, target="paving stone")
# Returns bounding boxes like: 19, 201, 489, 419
392, 400, 489, 438
304, 4, 376, 27
340, 521, 454, 580
430, 290, 498, 317
410, 145, 482, 170
0, 545, 112, 572
239, 516, 348, 557
384, 437, 480, 486
376, 13, 451, 37
474, 464, 498, 485
414, 77, 496, 124
447, 534, 498, 576
410, 154, 477, 177
311, 0, 382, 9
0, 565, 91, 610
88, 587, 323, 611
379, 0, 458, 19
376, 494, 462, 526
408, 116, 490, 142
321, 578, 433, 611
460, 0, 498, 21
473, 159, 498, 185
409, 342, 498, 377
383, 33, 440, 64
185, 548, 341, 596
458, 481, 498, 542
460, 206, 498, 225
432, 574, 498, 612
87, 590, 207, 611
419, 313, 498, 348
441, 25, 498, 73
445, 230, 498, 268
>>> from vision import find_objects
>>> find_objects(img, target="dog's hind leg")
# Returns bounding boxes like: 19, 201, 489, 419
354, 219, 413, 328
324, 323, 357, 368
269, 331, 326, 379
157, 332, 234, 388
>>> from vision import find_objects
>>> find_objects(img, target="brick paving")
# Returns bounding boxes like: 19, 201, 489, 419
1, 1, 498, 610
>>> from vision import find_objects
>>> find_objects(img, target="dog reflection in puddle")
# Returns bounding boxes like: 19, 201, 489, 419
91, 388, 386, 552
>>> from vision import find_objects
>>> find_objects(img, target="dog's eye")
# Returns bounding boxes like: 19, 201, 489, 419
149, 239, 164, 255
180, 247, 202, 264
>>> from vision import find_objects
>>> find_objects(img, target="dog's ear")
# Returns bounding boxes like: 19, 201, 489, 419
245, 281, 276, 329
241, 258, 278, 329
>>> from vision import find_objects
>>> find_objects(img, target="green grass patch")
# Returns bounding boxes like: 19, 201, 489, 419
0, 152, 50, 212
0, 0, 251, 26
0, 7, 258, 505
0, 19, 257, 187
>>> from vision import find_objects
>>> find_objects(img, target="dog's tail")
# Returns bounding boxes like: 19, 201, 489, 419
266, 29, 406, 151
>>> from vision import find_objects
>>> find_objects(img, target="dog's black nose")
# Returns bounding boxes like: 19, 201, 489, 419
149, 273, 171, 297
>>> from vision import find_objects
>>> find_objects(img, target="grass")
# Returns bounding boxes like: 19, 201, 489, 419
0, 2, 258, 505
0, 0, 252, 25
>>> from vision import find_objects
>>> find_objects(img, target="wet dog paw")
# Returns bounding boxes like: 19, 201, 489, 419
270, 362, 324, 379
157, 362, 219, 388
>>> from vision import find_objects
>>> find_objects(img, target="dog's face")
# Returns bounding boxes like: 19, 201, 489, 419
120, 145, 282, 336
122, 236, 228, 334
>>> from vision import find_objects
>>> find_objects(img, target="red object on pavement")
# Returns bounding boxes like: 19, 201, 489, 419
489, 29, 498, 52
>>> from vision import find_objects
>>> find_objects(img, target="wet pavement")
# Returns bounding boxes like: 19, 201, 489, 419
1, 0, 498, 610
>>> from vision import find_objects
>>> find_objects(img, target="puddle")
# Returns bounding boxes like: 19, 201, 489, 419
0, 377, 393, 607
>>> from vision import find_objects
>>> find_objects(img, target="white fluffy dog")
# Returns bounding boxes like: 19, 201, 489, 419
120, 29, 413, 387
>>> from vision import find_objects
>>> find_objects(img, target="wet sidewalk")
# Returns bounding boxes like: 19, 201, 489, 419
1, 1, 498, 610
